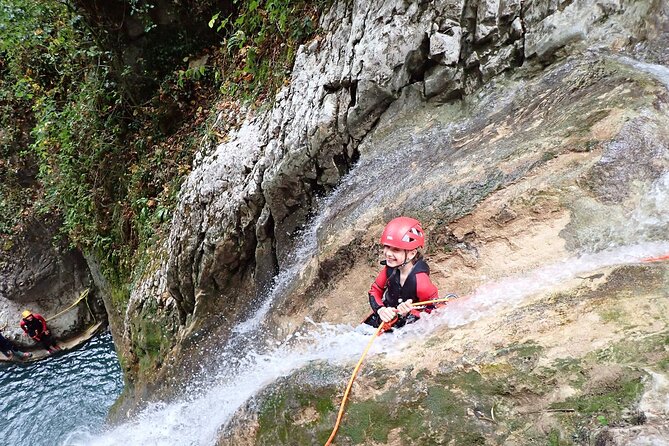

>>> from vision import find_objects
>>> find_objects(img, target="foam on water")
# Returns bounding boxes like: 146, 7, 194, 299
65, 238, 669, 445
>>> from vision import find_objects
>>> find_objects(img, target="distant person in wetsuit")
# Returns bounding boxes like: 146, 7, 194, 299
0, 330, 32, 360
20, 311, 60, 354
363, 216, 440, 330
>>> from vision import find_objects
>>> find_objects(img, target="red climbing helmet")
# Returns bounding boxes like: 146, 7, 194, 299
379, 217, 425, 250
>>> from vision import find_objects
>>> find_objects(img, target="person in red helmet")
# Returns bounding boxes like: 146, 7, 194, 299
363, 216, 440, 330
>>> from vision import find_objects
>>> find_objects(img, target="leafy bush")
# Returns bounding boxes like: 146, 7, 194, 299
0, 0, 328, 287
208, 0, 325, 101
1, 1, 146, 276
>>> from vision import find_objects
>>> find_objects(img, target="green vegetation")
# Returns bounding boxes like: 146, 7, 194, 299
0, 0, 325, 283
207, 0, 323, 101
0, 0, 165, 276
0, 0, 328, 378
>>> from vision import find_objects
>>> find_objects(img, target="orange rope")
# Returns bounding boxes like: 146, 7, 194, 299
642, 254, 669, 263
324, 294, 458, 445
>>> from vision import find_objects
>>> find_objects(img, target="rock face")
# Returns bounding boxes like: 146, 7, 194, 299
214, 46, 669, 446
0, 218, 103, 346
114, 0, 668, 431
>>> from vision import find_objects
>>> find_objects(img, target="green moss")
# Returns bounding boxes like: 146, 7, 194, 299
657, 357, 669, 372
550, 370, 645, 419
342, 400, 395, 443
599, 307, 624, 323
591, 330, 669, 364
254, 382, 338, 445
126, 296, 180, 377
543, 357, 587, 389
548, 428, 566, 446
257, 393, 291, 443
424, 385, 462, 418
456, 431, 487, 445
110, 283, 131, 308
511, 342, 544, 357
341, 381, 490, 445
403, 408, 429, 441
541, 151, 557, 162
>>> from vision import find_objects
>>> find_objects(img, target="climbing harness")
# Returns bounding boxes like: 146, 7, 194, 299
324, 294, 458, 446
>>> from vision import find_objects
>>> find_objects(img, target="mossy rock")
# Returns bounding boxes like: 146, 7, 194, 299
217, 325, 668, 445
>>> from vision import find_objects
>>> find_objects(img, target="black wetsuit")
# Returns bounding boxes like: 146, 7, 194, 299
364, 259, 439, 329
0, 333, 18, 357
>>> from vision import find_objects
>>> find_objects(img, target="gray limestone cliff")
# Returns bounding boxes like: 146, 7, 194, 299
95, 5, 669, 443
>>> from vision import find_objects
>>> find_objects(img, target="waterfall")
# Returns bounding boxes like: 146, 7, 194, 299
64, 169, 669, 445
66, 52, 669, 446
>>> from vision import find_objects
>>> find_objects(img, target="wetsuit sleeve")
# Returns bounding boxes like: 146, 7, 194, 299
415, 272, 439, 302
368, 268, 388, 312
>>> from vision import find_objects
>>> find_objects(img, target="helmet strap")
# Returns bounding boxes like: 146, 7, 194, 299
399, 250, 414, 268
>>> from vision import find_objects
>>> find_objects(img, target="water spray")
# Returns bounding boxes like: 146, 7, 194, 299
323, 294, 460, 446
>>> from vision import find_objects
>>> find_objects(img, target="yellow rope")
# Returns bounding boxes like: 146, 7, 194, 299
324, 323, 386, 446
46, 288, 91, 322
84, 291, 97, 324
324, 294, 459, 445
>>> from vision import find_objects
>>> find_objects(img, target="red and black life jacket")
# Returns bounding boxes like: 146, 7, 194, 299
368, 259, 438, 312
20, 315, 47, 338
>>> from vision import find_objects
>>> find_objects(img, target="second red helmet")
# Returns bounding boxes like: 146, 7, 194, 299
379, 216, 425, 250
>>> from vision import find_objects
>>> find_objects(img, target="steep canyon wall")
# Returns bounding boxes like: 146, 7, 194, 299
108, 0, 665, 409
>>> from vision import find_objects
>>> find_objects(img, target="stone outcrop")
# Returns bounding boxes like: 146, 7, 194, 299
0, 217, 104, 346
114, 0, 666, 413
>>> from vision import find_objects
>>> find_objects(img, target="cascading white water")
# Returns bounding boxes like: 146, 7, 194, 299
64, 243, 669, 446
231, 127, 462, 336
64, 168, 669, 445
65, 52, 669, 446
617, 56, 669, 89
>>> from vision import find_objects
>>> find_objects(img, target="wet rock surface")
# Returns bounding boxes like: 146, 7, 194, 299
219, 263, 669, 445
0, 218, 103, 346
111, 1, 669, 438
210, 5, 669, 441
